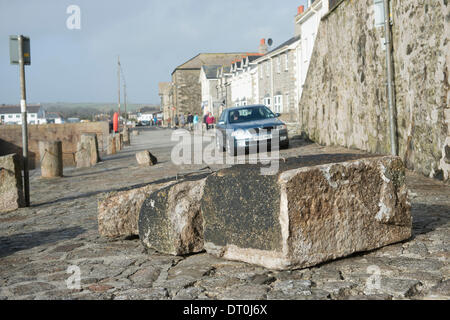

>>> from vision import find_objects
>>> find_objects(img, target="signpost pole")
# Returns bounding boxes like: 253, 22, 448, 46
18, 35, 30, 206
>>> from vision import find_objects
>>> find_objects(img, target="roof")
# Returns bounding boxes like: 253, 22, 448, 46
267, 35, 301, 55
46, 112, 63, 119
0, 104, 42, 114
202, 65, 222, 79
158, 82, 172, 95
172, 53, 250, 75
247, 55, 262, 63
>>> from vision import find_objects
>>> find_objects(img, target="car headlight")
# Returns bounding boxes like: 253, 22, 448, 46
231, 129, 252, 139
275, 124, 287, 130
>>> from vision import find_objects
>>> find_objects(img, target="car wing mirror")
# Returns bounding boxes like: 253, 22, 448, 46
275, 113, 281, 117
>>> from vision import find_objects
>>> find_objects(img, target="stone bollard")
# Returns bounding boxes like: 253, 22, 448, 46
136, 150, 157, 166
122, 127, 130, 146
107, 135, 116, 155
0, 154, 25, 213
38, 140, 63, 178
115, 133, 123, 151
81, 133, 100, 165
75, 133, 100, 168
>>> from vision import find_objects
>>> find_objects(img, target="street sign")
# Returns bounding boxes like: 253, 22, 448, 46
9, 35, 30, 65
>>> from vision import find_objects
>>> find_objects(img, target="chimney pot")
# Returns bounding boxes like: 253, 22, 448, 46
298, 5, 304, 14
260, 38, 266, 45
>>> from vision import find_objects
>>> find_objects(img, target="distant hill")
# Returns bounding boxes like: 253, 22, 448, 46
42, 102, 160, 120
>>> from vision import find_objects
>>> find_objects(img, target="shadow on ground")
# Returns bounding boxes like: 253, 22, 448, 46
411, 203, 450, 237
0, 226, 86, 258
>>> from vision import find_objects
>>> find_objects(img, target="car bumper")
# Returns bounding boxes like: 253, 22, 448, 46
234, 130, 289, 149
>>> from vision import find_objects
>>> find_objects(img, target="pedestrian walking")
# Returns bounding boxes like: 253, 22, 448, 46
174, 115, 179, 128
180, 114, 185, 128
187, 113, 194, 131
206, 112, 215, 131
193, 114, 199, 131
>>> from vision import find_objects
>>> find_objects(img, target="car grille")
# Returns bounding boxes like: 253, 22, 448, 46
253, 126, 274, 133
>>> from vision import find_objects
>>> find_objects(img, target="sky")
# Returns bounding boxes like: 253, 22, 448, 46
0, 0, 308, 105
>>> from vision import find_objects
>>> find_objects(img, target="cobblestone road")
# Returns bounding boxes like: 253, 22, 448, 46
0, 128, 448, 300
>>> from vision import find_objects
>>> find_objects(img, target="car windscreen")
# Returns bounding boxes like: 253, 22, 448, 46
228, 106, 275, 124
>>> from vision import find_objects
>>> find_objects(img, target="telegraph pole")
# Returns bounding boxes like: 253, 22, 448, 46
117, 56, 121, 130
18, 35, 30, 207
123, 82, 127, 126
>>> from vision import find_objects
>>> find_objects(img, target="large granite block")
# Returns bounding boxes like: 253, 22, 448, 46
201, 156, 411, 270
139, 177, 207, 255
98, 180, 176, 238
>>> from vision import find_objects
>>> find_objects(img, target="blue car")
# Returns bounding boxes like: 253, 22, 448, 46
215, 105, 289, 155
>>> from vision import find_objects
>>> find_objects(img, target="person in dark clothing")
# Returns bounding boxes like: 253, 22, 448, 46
174, 115, 179, 127
187, 113, 194, 131
203, 113, 208, 131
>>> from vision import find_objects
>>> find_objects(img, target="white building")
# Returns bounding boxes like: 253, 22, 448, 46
137, 113, 154, 122
294, 0, 329, 103
199, 65, 222, 117
229, 55, 261, 107
46, 112, 64, 124
0, 104, 46, 125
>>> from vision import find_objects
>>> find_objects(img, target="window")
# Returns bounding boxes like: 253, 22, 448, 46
16, 114, 20, 118
219, 111, 226, 123
274, 95, 283, 113
8, 115, 13, 118
374, 0, 385, 27
229, 106, 276, 124
30, 114, 36, 118
263, 97, 272, 108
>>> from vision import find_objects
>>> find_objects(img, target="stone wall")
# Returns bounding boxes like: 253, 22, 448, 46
298, 0, 449, 179
172, 69, 202, 116
0, 122, 110, 169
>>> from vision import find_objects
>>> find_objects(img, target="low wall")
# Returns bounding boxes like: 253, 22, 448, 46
0, 122, 110, 169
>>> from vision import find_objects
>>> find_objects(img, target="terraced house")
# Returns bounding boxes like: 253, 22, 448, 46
255, 36, 301, 126
170, 53, 249, 118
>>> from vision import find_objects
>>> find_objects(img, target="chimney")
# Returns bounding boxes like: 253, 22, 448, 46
297, 5, 304, 15
259, 38, 268, 55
